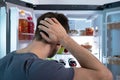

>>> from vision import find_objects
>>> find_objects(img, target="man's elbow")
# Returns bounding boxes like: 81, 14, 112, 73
100, 70, 113, 80
106, 71, 113, 80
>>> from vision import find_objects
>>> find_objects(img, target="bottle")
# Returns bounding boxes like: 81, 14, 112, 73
19, 10, 28, 40
19, 10, 28, 33
27, 16, 34, 33
27, 16, 34, 40
68, 58, 77, 67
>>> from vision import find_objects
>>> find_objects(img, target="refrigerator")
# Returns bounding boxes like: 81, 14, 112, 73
5, 2, 103, 68
0, 6, 7, 59
3, 2, 120, 78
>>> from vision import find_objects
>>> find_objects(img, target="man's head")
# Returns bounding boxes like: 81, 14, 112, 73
34, 12, 69, 42
34, 12, 69, 58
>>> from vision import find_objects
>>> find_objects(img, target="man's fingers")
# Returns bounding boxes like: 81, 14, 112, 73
40, 20, 51, 28
51, 18, 60, 24
40, 32, 51, 42
44, 18, 55, 25
38, 25, 49, 33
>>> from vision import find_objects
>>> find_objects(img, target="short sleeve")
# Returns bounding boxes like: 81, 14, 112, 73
28, 59, 74, 80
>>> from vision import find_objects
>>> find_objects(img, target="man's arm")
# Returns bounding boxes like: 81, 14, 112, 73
39, 18, 113, 80
61, 35, 113, 80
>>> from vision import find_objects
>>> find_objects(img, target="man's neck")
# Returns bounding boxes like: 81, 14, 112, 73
16, 40, 51, 59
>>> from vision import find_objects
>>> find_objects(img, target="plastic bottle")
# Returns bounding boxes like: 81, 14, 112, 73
27, 16, 34, 40
19, 10, 28, 40
27, 16, 34, 33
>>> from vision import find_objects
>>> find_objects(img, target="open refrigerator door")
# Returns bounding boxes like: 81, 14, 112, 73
10, 7, 35, 52
18, 9, 35, 49
102, 8, 120, 80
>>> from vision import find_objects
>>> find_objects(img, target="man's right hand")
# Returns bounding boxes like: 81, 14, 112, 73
38, 18, 68, 45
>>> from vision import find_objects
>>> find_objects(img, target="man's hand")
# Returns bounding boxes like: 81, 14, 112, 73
38, 18, 68, 44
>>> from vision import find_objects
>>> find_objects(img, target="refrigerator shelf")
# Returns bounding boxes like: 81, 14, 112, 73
19, 33, 34, 40
107, 56, 120, 65
20, 33, 34, 36
107, 22, 120, 29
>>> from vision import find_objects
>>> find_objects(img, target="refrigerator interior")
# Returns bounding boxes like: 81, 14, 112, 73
0, 7, 7, 59
7, 2, 103, 68
34, 10, 103, 67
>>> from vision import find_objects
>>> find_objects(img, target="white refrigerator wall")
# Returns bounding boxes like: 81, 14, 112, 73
92, 14, 103, 62
0, 7, 7, 58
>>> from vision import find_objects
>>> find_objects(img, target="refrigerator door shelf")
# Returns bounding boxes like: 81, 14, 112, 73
20, 33, 34, 35
19, 33, 34, 40
10, 7, 34, 52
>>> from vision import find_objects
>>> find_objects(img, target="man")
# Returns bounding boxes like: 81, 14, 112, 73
0, 12, 112, 80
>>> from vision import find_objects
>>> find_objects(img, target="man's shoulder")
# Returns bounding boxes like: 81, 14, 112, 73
31, 59, 59, 66
29, 58, 64, 71
29, 59, 74, 80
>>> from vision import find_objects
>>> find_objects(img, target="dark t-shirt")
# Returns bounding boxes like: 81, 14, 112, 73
0, 51, 74, 80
